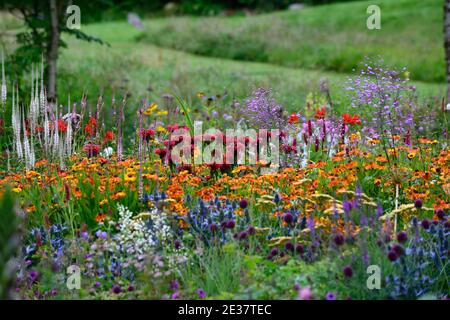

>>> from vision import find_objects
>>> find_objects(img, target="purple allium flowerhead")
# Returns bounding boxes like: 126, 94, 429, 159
333, 233, 345, 246
226, 220, 235, 229
397, 231, 408, 244
247, 226, 256, 235
285, 242, 294, 251
387, 251, 397, 262
128, 285, 135, 292
210, 223, 218, 233
270, 247, 279, 256
196, 288, 206, 299
414, 199, 423, 209
325, 292, 336, 300
29, 270, 39, 282
174, 239, 181, 250
80, 231, 89, 239
170, 280, 179, 291
436, 209, 445, 220
392, 244, 404, 257
112, 284, 122, 294
239, 199, 248, 209
293, 283, 301, 291
421, 219, 431, 230
283, 212, 294, 224
343, 265, 353, 278
239, 231, 248, 240
295, 244, 305, 254
94, 281, 101, 288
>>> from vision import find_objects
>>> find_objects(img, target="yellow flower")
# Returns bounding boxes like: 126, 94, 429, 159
124, 172, 137, 183
12, 187, 22, 193
197, 92, 206, 98
99, 199, 109, 206
26, 205, 36, 213
156, 125, 167, 133
407, 152, 416, 160
143, 103, 158, 116
156, 110, 168, 117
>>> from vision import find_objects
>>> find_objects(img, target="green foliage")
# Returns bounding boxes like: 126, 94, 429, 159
139, 0, 445, 83
180, 243, 244, 297
0, 188, 20, 299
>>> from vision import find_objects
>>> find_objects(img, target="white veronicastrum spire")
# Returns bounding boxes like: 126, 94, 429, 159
53, 104, 59, 156
12, 85, 23, 159
1, 49, 6, 105
43, 106, 50, 154
40, 55, 46, 114
22, 105, 32, 169
34, 64, 39, 118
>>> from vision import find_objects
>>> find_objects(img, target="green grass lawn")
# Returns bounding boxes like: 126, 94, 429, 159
138, 0, 445, 83
58, 15, 444, 116
0, 0, 446, 118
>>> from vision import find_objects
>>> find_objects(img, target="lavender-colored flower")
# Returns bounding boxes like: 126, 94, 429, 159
170, 280, 179, 290
298, 287, 312, 300
127, 12, 143, 29
196, 288, 206, 299
343, 200, 353, 214
29, 270, 39, 282
325, 292, 336, 300
244, 88, 285, 129
95, 230, 107, 239
172, 292, 180, 299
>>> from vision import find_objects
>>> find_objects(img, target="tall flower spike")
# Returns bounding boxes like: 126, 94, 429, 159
1, 49, 6, 105
40, 55, 46, 114
12, 85, 23, 160
117, 94, 127, 161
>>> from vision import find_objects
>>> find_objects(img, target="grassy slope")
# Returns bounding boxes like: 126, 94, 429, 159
138, 0, 445, 83
58, 19, 444, 115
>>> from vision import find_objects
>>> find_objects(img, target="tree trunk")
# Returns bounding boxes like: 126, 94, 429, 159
444, 0, 450, 102
47, 0, 59, 102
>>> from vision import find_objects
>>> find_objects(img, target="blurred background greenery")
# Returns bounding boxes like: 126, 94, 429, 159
0, 0, 445, 119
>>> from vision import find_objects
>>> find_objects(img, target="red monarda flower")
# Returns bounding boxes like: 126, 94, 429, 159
140, 129, 155, 142
342, 113, 361, 125
314, 107, 326, 119
83, 144, 101, 157
104, 130, 114, 142
58, 119, 68, 133
88, 116, 98, 129
288, 112, 299, 124
85, 124, 94, 136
